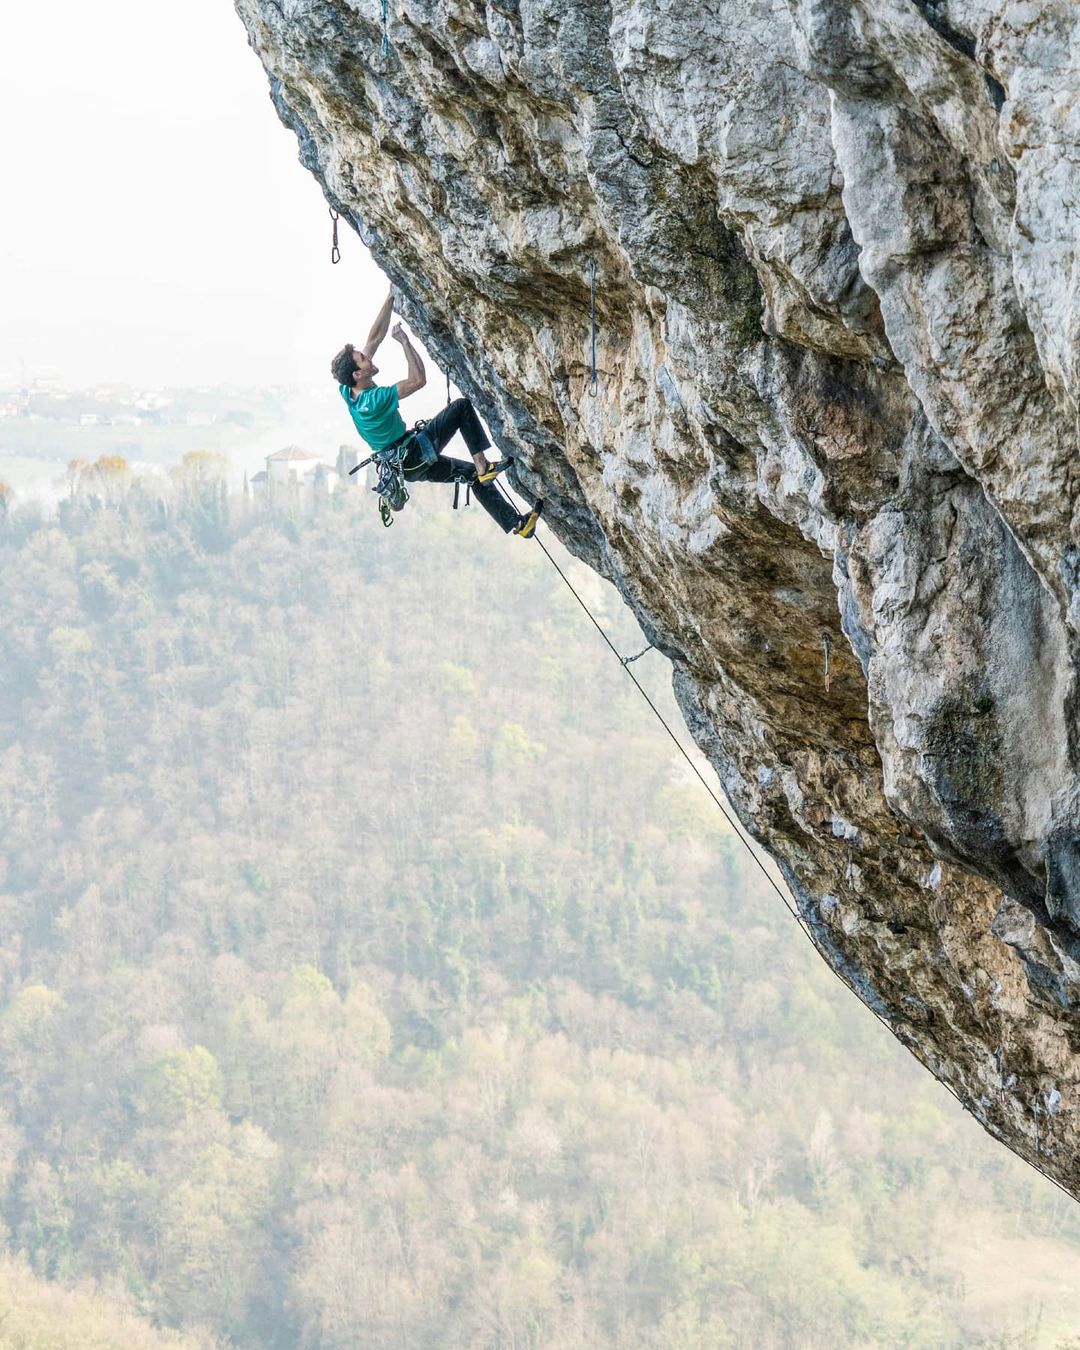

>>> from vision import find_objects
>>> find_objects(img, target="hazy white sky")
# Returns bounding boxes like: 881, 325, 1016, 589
0, 0, 390, 389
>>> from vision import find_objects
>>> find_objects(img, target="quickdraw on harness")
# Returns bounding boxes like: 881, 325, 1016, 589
588, 258, 599, 397
452, 473, 472, 512
371, 440, 411, 528
349, 429, 429, 528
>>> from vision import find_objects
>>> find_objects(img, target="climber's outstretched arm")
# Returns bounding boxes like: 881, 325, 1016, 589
361, 290, 395, 359
393, 324, 427, 400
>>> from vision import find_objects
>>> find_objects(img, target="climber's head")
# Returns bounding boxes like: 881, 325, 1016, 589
331, 343, 377, 388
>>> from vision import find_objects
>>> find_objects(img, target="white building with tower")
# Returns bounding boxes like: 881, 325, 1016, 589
250, 445, 340, 508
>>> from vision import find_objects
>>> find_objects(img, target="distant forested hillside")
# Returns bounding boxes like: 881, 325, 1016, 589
1, 472, 1079, 1347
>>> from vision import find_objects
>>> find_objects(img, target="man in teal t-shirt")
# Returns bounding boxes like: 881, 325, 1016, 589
340, 379, 407, 452
331, 291, 541, 538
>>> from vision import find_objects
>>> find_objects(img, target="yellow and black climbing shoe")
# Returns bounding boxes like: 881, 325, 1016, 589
476, 459, 510, 484
514, 501, 544, 539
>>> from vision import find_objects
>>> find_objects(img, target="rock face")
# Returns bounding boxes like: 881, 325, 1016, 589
235, 0, 1080, 1191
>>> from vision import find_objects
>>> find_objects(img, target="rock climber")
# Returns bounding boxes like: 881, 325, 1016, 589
331, 291, 542, 538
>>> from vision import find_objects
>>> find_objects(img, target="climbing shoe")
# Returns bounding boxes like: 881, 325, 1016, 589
514, 501, 543, 539
476, 459, 510, 484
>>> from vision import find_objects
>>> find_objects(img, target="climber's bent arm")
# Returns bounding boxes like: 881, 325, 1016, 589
394, 326, 427, 400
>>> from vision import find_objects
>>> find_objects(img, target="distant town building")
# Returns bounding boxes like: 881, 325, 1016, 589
266, 445, 322, 485
262, 446, 339, 507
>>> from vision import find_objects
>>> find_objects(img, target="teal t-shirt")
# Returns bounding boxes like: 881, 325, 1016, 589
339, 383, 407, 451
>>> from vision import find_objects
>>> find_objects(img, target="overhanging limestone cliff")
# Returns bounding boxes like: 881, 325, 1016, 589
234, 0, 1080, 1192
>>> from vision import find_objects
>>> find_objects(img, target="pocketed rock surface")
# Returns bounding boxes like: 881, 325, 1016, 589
235, 0, 1080, 1190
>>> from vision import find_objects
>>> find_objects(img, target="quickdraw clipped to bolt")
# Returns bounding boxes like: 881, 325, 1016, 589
822, 632, 832, 693
588, 259, 599, 397
994, 1048, 1007, 1107
621, 642, 653, 667
329, 208, 341, 265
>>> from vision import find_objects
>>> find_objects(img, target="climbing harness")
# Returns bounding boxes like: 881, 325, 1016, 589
487, 470, 1079, 1209
349, 425, 438, 527
329, 208, 341, 265
588, 260, 599, 397
348, 421, 480, 527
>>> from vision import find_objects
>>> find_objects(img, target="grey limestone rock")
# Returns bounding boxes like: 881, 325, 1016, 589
235, 0, 1080, 1191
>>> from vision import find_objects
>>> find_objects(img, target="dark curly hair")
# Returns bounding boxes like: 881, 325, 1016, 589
331, 343, 359, 386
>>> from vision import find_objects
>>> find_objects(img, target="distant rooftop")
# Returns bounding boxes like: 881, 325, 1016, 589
267, 445, 320, 462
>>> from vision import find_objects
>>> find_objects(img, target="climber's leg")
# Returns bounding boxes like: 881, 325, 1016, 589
418, 397, 510, 482
422, 398, 490, 458
404, 454, 521, 533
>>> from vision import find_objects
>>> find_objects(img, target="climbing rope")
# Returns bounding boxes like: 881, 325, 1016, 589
487, 471, 1078, 1207
588, 260, 599, 397
329, 208, 341, 265
527, 515, 802, 921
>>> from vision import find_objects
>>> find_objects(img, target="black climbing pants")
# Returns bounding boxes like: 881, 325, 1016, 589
402, 398, 520, 533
